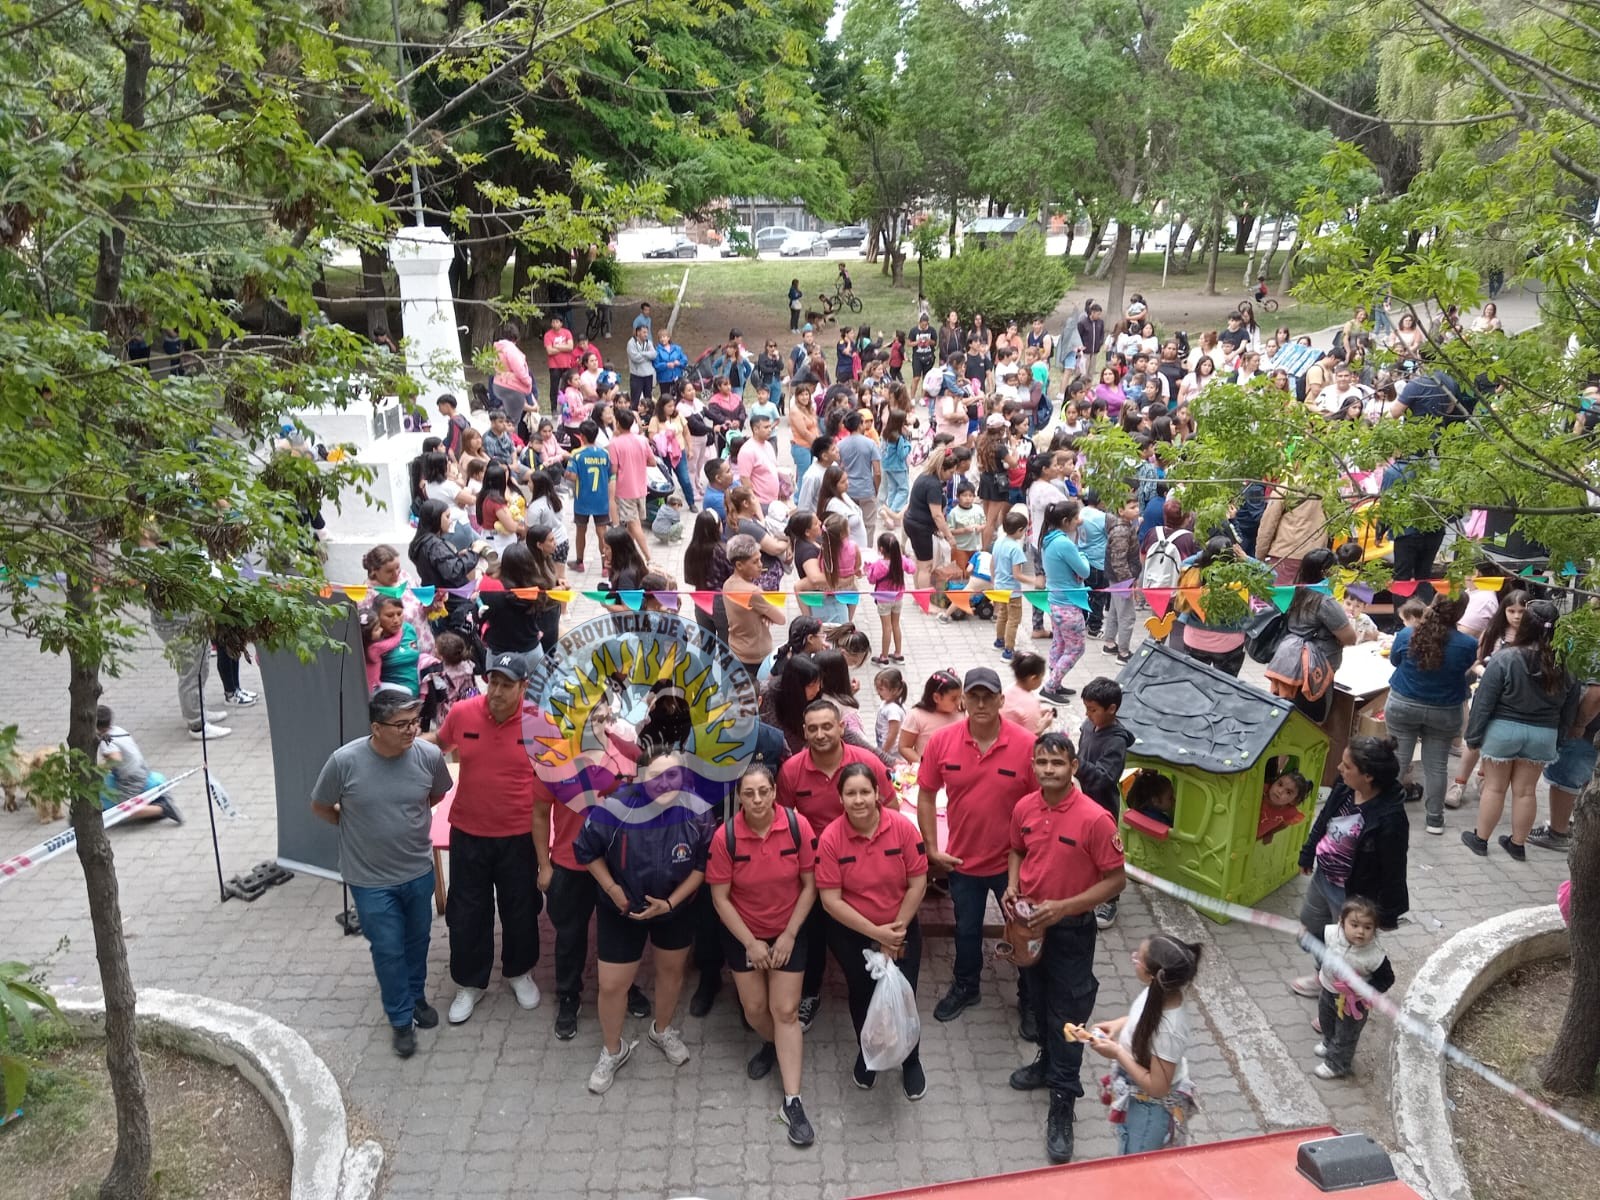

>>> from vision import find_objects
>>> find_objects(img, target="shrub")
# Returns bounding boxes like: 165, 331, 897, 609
924, 228, 1073, 327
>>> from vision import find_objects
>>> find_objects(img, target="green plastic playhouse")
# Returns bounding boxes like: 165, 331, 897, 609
1113, 641, 1329, 920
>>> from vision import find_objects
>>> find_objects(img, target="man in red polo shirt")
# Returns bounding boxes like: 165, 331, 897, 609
777, 699, 895, 1030
917, 666, 1039, 1031
1004, 732, 1126, 1165
433, 653, 552, 1026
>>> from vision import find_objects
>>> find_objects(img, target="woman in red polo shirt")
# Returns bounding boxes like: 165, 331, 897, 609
816, 763, 930, 1100
707, 764, 817, 1147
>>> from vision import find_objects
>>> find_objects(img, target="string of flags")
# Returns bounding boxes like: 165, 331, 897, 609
315, 573, 1526, 618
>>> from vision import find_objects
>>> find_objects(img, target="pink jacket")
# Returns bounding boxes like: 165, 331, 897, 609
364, 628, 403, 694
494, 339, 533, 397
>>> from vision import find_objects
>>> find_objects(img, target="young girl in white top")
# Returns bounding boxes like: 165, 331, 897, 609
873, 668, 907, 763
1088, 934, 1203, 1154
1308, 895, 1393, 1080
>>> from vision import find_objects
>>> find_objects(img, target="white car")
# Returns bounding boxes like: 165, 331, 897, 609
779, 232, 829, 257
753, 226, 796, 253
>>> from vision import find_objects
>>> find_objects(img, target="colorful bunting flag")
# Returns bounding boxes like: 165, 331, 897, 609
836, 591, 860, 607
1473, 577, 1504, 592
375, 584, 408, 599
689, 591, 716, 615
581, 589, 610, 604
1106, 577, 1137, 596
1064, 586, 1091, 612
909, 589, 932, 615
1022, 590, 1051, 614
618, 590, 645, 612
342, 585, 368, 602
412, 586, 436, 605
763, 592, 788, 608
1269, 586, 1296, 613
796, 591, 825, 608
1143, 588, 1174, 618
1388, 580, 1419, 598
1346, 583, 1375, 604
547, 589, 574, 603
724, 590, 754, 608
984, 589, 1012, 605
1429, 579, 1453, 596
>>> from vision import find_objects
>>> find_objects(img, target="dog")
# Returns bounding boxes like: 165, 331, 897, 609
804, 305, 836, 329
1, 747, 62, 822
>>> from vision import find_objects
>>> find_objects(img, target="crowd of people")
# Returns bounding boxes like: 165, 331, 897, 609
284, 286, 1592, 1167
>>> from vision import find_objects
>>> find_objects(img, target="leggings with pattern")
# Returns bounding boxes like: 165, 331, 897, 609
1046, 603, 1087, 690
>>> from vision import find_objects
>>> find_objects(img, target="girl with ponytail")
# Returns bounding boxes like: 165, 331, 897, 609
1087, 933, 1203, 1154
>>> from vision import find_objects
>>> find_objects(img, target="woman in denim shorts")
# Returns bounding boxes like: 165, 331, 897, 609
1462, 600, 1581, 861
1528, 686, 1600, 852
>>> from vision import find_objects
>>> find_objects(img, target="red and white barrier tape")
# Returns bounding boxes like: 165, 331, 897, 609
0, 768, 200, 886
1124, 863, 1600, 1150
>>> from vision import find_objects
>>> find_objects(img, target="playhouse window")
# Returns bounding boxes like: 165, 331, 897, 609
1125, 768, 1177, 829
1258, 756, 1312, 842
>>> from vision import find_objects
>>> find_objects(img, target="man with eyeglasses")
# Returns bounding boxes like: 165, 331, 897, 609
311, 686, 454, 1058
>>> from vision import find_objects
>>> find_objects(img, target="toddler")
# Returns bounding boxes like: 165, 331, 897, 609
1342, 595, 1381, 643
865, 532, 913, 664
1000, 652, 1052, 734
362, 597, 420, 694
1307, 896, 1393, 1080
948, 480, 986, 568
1257, 769, 1312, 841
989, 510, 1038, 659
1126, 768, 1176, 827
424, 631, 480, 729
873, 668, 908, 762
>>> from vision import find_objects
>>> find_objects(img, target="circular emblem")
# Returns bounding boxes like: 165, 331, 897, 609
522, 611, 761, 827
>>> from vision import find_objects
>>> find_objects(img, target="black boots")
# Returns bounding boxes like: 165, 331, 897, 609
1046, 1091, 1076, 1164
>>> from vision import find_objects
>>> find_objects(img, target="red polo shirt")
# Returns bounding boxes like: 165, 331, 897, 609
917, 717, 1038, 875
706, 809, 817, 939
436, 697, 554, 839
815, 810, 928, 925
1008, 787, 1123, 902
777, 744, 896, 839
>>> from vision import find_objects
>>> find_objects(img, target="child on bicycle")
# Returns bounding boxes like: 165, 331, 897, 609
837, 262, 854, 294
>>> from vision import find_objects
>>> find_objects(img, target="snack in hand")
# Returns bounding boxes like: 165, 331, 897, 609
1062, 1022, 1098, 1043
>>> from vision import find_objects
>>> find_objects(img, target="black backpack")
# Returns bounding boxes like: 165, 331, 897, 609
725, 806, 801, 857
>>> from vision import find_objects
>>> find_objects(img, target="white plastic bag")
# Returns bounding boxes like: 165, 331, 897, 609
859, 949, 921, 1071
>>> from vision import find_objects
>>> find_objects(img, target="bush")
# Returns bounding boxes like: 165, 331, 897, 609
924, 229, 1073, 327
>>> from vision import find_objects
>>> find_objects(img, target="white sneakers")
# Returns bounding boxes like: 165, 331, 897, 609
588, 1039, 636, 1093
188, 722, 231, 740
648, 1023, 690, 1066
509, 972, 541, 1010
448, 987, 484, 1024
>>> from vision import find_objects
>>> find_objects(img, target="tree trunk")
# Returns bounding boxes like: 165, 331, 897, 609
1541, 760, 1600, 1094
65, 627, 152, 1200
358, 246, 390, 339
890, 249, 907, 287
460, 232, 512, 355
1279, 242, 1297, 293
89, 36, 151, 338
1233, 210, 1256, 255
864, 217, 882, 265
1204, 208, 1224, 296
1082, 217, 1104, 266
1038, 182, 1052, 235
1103, 223, 1133, 323
947, 197, 958, 258
1179, 221, 1202, 274
1261, 215, 1287, 279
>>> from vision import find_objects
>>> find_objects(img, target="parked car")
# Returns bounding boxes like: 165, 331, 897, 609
719, 227, 753, 257
753, 225, 797, 253
821, 225, 868, 248
645, 235, 698, 260
779, 232, 830, 257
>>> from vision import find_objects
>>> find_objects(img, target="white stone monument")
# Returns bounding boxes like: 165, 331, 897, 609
390, 223, 468, 401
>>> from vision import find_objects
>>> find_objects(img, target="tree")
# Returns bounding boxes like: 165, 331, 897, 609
1172, 0, 1600, 1097
923, 229, 1074, 326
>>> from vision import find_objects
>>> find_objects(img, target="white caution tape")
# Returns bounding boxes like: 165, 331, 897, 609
0, 768, 200, 886
1124, 863, 1600, 1151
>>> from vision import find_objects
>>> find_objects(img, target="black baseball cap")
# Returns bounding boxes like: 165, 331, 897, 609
485, 652, 530, 682
963, 667, 1004, 694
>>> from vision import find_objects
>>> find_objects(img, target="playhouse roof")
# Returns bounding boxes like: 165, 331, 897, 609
1112, 641, 1303, 774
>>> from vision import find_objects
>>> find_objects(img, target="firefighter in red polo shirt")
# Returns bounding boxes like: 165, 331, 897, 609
916, 666, 1038, 1036
1004, 732, 1126, 1165
776, 698, 896, 1032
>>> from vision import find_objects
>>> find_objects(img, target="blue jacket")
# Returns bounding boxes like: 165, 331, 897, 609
572, 770, 716, 909
1387, 626, 1478, 706
1041, 528, 1090, 605
655, 344, 689, 384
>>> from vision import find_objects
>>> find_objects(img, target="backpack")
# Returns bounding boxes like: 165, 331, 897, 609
725, 806, 801, 858
1141, 527, 1183, 590
1244, 607, 1287, 664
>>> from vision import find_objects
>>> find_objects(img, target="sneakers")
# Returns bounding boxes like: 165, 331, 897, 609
225, 689, 258, 705
570, 561, 585, 574
554, 993, 579, 1040
1425, 816, 1444, 835
780, 1097, 815, 1147
587, 1039, 636, 1094
1314, 1041, 1327, 1058
1001, 649, 1013, 662
797, 995, 820, 1032
902, 1058, 927, 1101
153, 796, 184, 825
412, 1000, 439, 1029
1461, 830, 1489, 857
1045, 1092, 1075, 1164
1528, 824, 1572, 852
1009, 1051, 1048, 1091
1313, 1063, 1346, 1081
1288, 975, 1320, 998
689, 971, 721, 1018
647, 1022, 690, 1066
1039, 687, 1075, 705
993, 638, 1005, 649
392, 1024, 416, 1058
509, 972, 542, 1010
187, 722, 232, 740
933, 982, 980, 1022
1498, 834, 1526, 862
1444, 779, 1467, 809
204, 709, 229, 723
626, 985, 652, 1019
1094, 900, 1118, 930
747, 1041, 778, 1080
852, 1052, 876, 1090
448, 986, 483, 1025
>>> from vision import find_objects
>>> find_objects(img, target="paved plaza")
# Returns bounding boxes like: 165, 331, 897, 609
0, 532, 1573, 1199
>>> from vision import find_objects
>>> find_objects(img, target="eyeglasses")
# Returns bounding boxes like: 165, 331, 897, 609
379, 718, 422, 732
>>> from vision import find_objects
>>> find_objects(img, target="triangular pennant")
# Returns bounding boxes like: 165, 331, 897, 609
443, 583, 475, 598
689, 590, 716, 615
649, 591, 677, 608
835, 591, 860, 607
618, 589, 645, 611
1106, 577, 1137, 596
547, 589, 574, 603
1308, 581, 1333, 596
582, 589, 611, 604
1143, 588, 1174, 618
239, 560, 259, 582
1388, 580, 1419, 598
1561, 562, 1578, 576
983, 589, 1012, 604
1473, 576, 1504, 592
1178, 585, 1204, 620
1065, 586, 1091, 612
1519, 565, 1537, 578
1269, 586, 1296, 613
375, 584, 408, 599
796, 591, 825, 608
342, 585, 369, 602
1023, 590, 1051, 614
945, 589, 973, 613
1346, 582, 1375, 604
510, 587, 542, 600
1429, 579, 1453, 596
319, 584, 334, 598
412, 585, 438, 605
725, 589, 754, 608
909, 589, 932, 615
762, 591, 788, 609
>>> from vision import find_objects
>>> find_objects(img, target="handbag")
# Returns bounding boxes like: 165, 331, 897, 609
1244, 606, 1287, 664
995, 896, 1042, 967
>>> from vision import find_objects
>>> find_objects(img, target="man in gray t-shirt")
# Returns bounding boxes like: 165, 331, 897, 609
312, 688, 453, 1057
837, 411, 882, 543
